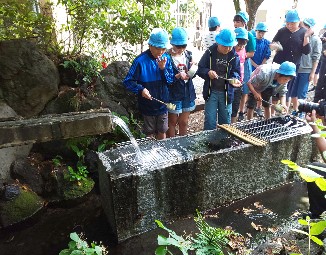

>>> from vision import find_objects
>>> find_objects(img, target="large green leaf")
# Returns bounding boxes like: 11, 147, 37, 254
310, 220, 326, 235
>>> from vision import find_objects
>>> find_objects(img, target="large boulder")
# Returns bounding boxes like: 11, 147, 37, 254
95, 61, 140, 118
0, 39, 59, 117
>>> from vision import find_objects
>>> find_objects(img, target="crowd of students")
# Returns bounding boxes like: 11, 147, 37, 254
123, 9, 326, 140
122, 10, 326, 218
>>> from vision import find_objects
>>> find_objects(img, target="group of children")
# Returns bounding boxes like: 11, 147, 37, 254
123, 9, 319, 140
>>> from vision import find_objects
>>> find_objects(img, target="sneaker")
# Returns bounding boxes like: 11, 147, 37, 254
298, 112, 305, 119
291, 110, 298, 116
255, 108, 264, 117
238, 112, 244, 121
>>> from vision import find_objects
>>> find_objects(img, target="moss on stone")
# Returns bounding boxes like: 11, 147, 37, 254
0, 188, 43, 227
62, 178, 95, 200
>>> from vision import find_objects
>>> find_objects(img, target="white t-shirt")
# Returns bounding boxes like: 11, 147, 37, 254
172, 53, 189, 83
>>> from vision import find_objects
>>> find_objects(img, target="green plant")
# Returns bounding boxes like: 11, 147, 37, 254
155, 210, 235, 255
59, 232, 107, 255
62, 56, 103, 86
290, 216, 326, 255
52, 155, 63, 167
65, 139, 91, 182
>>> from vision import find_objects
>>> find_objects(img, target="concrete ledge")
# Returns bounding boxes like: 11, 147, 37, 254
98, 128, 315, 242
0, 109, 114, 148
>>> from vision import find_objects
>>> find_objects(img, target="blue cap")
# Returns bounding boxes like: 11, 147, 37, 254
208, 17, 220, 28
148, 28, 169, 48
234, 27, 248, 40
276, 61, 296, 76
215, 29, 237, 47
236, 11, 249, 24
255, 22, 268, 32
170, 27, 188, 45
285, 10, 300, 23
303, 18, 316, 28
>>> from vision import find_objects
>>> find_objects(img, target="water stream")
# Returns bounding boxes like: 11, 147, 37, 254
111, 115, 142, 158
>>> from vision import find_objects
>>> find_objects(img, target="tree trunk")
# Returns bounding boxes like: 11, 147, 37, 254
244, 0, 265, 30
233, 0, 241, 13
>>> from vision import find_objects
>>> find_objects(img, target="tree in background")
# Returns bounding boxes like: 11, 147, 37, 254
178, 0, 199, 28
244, 0, 265, 29
0, 0, 176, 62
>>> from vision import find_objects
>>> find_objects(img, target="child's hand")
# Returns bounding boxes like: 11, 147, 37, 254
208, 70, 218, 80
141, 88, 152, 100
230, 78, 241, 87
253, 92, 262, 101
179, 72, 189, 80
156, 57, 167, 70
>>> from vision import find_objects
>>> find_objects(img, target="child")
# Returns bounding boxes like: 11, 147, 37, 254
246, 61, 296, 120
197, 28, 241, 130
231, 27, 248, 123
202, 16, 221, 50
233, 11, 256, 121
288, 18, 321, 116
270, 10, 312, 114
167, 27, 196, 137
251, 22, 271, 117
123, 28, 174, 140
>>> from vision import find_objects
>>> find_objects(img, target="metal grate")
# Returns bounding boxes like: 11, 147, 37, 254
230, 116, 312, 143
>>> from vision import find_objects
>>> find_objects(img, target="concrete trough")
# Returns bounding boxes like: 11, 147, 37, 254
98, 117, 315, 242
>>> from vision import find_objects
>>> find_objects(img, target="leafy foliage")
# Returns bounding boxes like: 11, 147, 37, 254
59, 232, 107, 255
0, 0, 58, 53
155, 210, 234, 255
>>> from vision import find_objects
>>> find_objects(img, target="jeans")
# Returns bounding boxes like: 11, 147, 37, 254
204, 90, 232, 130
288, 73, 309, 99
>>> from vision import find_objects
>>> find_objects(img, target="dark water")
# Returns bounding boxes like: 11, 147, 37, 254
0, 182, 309, 255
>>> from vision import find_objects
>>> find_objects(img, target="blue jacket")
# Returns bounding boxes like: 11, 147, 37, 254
197, 43, 240, 103
123, 49, 174, 116
168, 50, 196, 102
251, 38, 271, 70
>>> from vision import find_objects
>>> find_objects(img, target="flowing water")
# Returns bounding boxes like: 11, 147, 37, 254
111, 115, 142, 158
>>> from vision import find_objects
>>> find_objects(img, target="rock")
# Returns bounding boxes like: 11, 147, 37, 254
3, 184, 20, 201
0, 184, 43, 228
11, 158, 44, 195
0, 39, 59, 117
95, 61, 140, 118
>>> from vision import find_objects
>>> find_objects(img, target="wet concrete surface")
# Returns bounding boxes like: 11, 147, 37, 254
0, 182, 309, 255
